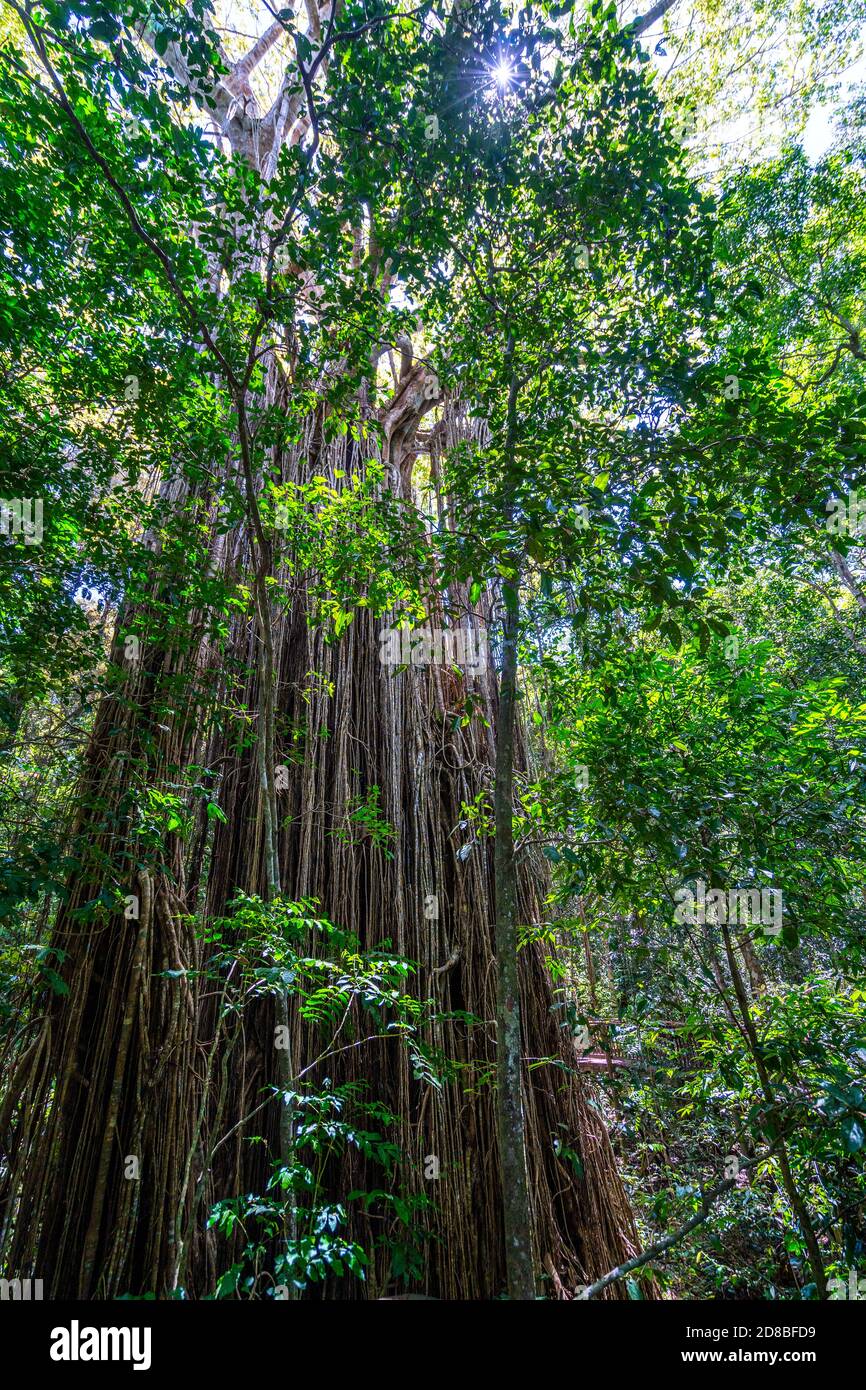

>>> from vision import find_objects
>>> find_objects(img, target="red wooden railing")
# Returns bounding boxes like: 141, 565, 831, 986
573, 1018, 699, 1073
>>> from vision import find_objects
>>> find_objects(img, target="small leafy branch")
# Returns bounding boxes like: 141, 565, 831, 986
332, 785, 397, 857
201, 894, 437, 1296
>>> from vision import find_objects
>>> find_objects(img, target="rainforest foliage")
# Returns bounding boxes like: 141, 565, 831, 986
0, 0, 864, 1302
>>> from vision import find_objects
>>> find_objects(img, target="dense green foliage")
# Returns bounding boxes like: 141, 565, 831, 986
0, 0, 864, 1302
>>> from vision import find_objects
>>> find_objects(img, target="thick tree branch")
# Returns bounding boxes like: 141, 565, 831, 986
629, 0, 678, 39
800, 575, 866, 655
223, 17, 286, 98
832, 549, 866, 616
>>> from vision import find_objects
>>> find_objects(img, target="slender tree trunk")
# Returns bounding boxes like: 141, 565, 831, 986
720, 923, 827, 1296
491, 343, 535, 1299
494, 573, 535, 1299
579, 897, 598, 1014
738, 930, 766, 995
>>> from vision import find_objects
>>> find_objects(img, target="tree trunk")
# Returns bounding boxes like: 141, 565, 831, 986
720, 923, 826, 1297
493, 573, 536, 1299
197, 389, 645, 1299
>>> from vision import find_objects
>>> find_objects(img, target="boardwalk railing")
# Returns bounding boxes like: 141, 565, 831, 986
573, 1019, 699, 1074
